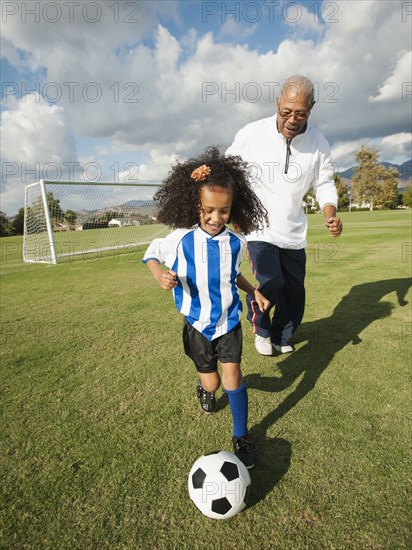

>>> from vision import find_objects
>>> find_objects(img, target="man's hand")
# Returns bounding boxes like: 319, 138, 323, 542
324, 216, 342, 237
322, 205, 343, 237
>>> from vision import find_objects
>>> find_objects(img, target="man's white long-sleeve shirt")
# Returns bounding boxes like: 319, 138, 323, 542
226, 114, 338, 249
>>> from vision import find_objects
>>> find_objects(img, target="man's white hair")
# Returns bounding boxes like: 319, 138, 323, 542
280, 75, 315, 103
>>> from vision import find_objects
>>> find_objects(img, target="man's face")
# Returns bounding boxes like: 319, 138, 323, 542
276, 87, 314, 139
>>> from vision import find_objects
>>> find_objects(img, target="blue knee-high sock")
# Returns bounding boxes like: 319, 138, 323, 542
225, 383, 248, 438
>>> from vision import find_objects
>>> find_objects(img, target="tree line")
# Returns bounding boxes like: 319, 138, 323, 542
305, 145, 411, 212
343, 145, 411, 210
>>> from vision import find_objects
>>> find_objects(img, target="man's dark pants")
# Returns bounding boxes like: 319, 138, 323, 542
246, 241, 306, 346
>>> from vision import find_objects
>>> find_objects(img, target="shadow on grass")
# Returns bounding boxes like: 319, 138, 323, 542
244, 277, 410, 505
246, 436, 292, 509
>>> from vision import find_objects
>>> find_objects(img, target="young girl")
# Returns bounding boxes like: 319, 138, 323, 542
143, 146, 269, 469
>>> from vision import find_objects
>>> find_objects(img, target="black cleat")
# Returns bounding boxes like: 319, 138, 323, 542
197, 385, 216, 414
232, 435, 255, 469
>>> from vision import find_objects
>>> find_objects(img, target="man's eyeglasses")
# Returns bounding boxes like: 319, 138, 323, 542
278, 110, 310, 121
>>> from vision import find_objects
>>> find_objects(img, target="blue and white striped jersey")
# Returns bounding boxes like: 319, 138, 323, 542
143, 226, 246, 341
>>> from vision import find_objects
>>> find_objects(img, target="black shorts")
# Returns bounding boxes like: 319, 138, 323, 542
182, 320, 242, 373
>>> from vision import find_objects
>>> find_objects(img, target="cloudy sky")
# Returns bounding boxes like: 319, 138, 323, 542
1, 0, 411, 215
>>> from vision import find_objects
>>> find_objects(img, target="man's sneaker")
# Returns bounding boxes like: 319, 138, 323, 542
197, 385, 216, 414
232, 435, 255, 469
273, 343, 294, 354
255, 335, 273, 355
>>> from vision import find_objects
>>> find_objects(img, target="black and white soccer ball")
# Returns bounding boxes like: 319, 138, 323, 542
188, 451, 251, 519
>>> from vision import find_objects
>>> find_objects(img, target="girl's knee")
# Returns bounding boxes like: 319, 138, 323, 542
221, 363, 243, 391
199, 371, 221, 392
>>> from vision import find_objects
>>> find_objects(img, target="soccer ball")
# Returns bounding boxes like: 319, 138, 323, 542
188, 451, 251, 519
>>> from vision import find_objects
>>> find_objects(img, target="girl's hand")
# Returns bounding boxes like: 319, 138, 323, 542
254, 289, 270, 312
157, 270, 177, 291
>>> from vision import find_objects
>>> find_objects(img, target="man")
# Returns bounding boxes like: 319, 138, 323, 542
226, 75, 342, 356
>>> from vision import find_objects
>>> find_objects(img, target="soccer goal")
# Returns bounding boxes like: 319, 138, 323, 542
23, 180, 168, 264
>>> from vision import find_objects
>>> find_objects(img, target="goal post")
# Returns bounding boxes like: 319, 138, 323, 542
23, 180, 167, 264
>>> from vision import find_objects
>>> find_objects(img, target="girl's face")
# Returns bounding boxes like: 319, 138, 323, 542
199, 186, 233, 236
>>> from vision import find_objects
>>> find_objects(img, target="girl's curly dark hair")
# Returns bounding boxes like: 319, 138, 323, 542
154, 146, 268, 234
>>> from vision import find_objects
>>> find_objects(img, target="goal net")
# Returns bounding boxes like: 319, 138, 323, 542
23, 180, 168, 264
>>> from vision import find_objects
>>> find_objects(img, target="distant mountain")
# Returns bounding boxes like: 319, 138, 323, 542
75, 199, 157, 224
339, 159, 411, 182
122, 200, 155, 208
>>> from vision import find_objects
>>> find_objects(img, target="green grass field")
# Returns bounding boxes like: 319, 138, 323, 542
1, 210, 411, 549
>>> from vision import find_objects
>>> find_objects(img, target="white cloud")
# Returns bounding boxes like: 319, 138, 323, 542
1, 94, 78, 213
283, 3, 325, 36
219, 19, 258, 39
0, 1, 179, 67
120, 149, 179, 183
1, 95, 76, 165
369, 50, 412, 102
331, 140, 366, 171
380, 133, 412, 160
155, 24, 182, 72
179, 28, 198, 52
